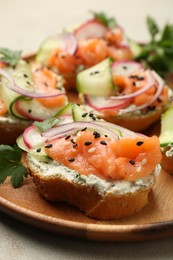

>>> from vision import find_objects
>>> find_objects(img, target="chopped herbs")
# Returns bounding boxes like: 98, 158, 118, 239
34, 117, 60, 132
0, 48, 22, 66
136, 141, 144, 146
0, 145, 28, 188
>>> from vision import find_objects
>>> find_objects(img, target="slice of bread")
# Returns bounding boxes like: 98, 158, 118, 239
97, 107, 164, 132
0, 116, 30, 145
26, 154, 160, 220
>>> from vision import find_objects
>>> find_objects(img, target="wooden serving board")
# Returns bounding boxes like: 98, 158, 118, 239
1, 53, 173, 241
0, 91, 173, 242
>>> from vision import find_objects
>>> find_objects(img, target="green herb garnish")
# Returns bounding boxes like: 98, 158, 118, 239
0, 48, 22, 67
90, 11, 116, 29
135, 16, 173, 78
0, 145, 28, 188
34, 117, 60, 132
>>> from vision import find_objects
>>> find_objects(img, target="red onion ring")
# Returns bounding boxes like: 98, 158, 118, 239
0, 68, 65, 98
84, 95, 129, 111
42, 121, 119, 141
109, 69, 155, 100
118, 71, 164, 113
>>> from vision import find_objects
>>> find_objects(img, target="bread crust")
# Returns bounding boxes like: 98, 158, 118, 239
161, 148, 173, 175
97, 107, 164, 132
26, 155, 157, 220
0, 117, 30, 145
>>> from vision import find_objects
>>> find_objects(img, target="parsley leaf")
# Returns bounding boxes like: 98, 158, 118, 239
0, 145, 28, 188
34, 117, 60, 132
147, 16, 159, 41
0, 48, 22, 66
91, 11, 116, 29
134, 16, 173, 78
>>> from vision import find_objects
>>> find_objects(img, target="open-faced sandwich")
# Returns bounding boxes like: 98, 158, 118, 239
35, 12, 133, 90
159, 106, 173, 174
17, 103, 162, 219
77, 58, 171, 132
0, 48, 68, 144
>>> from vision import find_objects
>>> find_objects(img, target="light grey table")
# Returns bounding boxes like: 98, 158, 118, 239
1, 0, 173, 259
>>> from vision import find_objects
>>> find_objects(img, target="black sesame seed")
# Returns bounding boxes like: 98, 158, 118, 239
157, 97, 162, 103
36, 148, 41, 152
26, 81, 31, 85
89, 113, 94, 117
23, 74, 28, 78
129, 160, 135, 165
93, 131, 101, 139
129, 75, 137, 79
105, 135, 108, 137
90, 71, 100, 76
70, 139, 75, 144
45, 144, 53, 148
65, 135, 71, 140
137, 76, 144, 81
100, 141, 107, 145
28, 109, 32, 113
84, 141, 92, 146
82, 112, 88, 117
73, 143, 78, 148
132, 81, 136, 86
92, 116, 96, 121
81, 127, 87, 131
136, 141, 144, 146
147, 105, 156, 111
122, 66, 127, 70
68, 158, 75, 162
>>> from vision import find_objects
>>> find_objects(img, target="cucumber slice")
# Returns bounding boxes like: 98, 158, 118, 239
159, 107, 173, 146
71, 103, 122, 137
14, 98, 63, 121
35, 37, 59, 64
17, 135, 47, 158
71, 103, 94, 121
55, 102, 72, 117
0, 60, 33, 111
77, 58, 114, 97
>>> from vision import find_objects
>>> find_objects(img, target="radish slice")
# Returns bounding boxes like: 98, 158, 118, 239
112, 61, 142, 76
15, 98, 64, 121
74, 19, 108, 41
23, 125, 46, 149
57, 33, 78, 55
0, 68, 65, 98
84, 95, 129, 111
